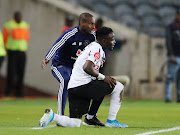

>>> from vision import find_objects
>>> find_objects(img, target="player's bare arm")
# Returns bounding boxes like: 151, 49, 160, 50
83, 60, 99, 77
41, 58, 48, 69
83, 60, 116, 88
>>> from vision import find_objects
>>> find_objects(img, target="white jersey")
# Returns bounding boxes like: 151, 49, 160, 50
68, 41, 105, 89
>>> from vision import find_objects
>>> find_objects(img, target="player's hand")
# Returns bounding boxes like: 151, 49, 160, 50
41, 58, 48, 69
104, 76, 117, 88
170, 56, 177, 64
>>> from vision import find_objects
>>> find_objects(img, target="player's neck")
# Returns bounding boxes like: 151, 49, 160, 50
79, 26, 88, 35
96, 41, 105, 50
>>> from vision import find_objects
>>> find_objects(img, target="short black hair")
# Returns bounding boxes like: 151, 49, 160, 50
96, 27, 113, 41
66, 15, 74, 22
14, 11, 21, 17
95, 18, 103, 25
79, 12, 93, 25
95, 18, 103, 29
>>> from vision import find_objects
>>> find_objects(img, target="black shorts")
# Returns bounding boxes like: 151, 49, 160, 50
68, 80, 113, 118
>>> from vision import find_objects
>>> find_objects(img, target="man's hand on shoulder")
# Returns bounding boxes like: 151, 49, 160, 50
41, 58, 48, 69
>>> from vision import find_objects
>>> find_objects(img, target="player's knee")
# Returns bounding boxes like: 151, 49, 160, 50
116, 82, 124, 91
112, 82, 124, 94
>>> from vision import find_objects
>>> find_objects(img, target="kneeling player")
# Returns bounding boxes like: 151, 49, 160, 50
39, 27, 128, 128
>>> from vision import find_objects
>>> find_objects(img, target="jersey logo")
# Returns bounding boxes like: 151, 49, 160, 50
72, 42, 76, 45
76, 49, 82, 56
94, 65, 100, 70
94, 52, 101, 60
72, 42, 83, 46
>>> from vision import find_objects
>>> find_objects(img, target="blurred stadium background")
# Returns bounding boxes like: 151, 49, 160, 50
0, 0, 180, 99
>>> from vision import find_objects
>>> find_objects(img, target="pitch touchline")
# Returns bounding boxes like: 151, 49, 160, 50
30, 125, 56, 130
0, 125, 56, 130
135, 126, 180, 135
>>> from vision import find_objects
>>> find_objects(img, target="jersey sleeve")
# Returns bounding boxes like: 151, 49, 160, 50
87, 45, 101, 64
3, 26, 8, 47
45, 27, 78, 62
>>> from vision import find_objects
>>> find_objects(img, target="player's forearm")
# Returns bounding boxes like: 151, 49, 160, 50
45, 46, 57, 61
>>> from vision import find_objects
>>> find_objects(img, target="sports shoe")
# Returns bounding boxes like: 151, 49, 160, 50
39, 108, 54, 127
105, 119, 128, 128
82, 115, 105, 127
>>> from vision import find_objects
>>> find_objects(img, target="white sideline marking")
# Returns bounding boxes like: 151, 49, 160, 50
135, 126, 180, 135
31, 125, 56, 130
0, 125, 56, 130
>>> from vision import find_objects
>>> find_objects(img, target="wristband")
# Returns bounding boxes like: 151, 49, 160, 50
97, 73, 105, 80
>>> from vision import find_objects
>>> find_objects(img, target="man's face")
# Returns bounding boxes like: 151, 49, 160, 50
176, 14, 180, 23
105, 32, 116, 51
81, 17, 95, 34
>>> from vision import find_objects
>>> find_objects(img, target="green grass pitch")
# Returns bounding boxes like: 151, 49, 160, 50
0, 98, 180, 135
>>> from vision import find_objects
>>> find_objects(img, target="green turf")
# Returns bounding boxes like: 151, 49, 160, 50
0, 99, 180, 135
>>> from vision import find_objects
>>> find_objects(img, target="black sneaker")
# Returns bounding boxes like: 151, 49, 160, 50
82, 115, 105, 127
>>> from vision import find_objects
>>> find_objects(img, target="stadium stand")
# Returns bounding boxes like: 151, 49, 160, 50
136, 4, 157, 17
66, 0, 180, 38
104, 0, 121, 7
92, 4, 114, 19
141, 15, 162, 27
162, 15, 175, 26
116, 15, 141, 30
149, 0, 177, 7
114, 3, 134, 17
131, 0, 151, 7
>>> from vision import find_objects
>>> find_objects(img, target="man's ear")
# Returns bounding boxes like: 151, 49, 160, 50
80, 20, 84, 26
102, 39, 106, 45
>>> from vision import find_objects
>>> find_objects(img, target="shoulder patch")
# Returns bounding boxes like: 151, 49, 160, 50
94, 52, 101, 60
